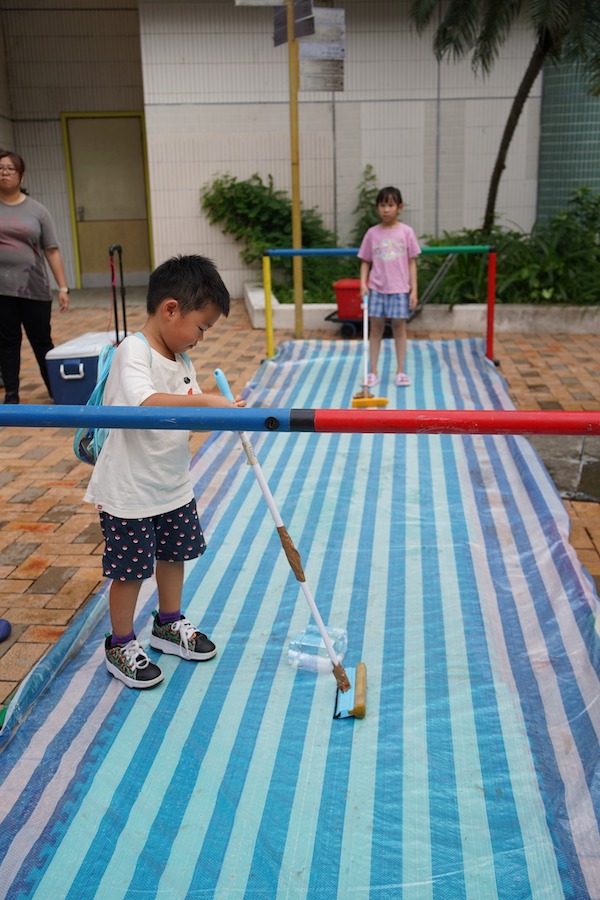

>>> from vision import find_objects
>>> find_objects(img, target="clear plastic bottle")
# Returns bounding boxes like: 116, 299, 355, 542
288, 624, 348, 674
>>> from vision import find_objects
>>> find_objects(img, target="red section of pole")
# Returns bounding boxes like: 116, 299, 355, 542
313, 409, 600, 436
486, 250, 497, 362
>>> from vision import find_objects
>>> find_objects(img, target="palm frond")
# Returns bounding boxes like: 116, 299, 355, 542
434, 0, 482, 61
410, 0, 600, 92
562, 2, 600, 94
473, 0, 524, 75
528, 0, 572, 39
563, 0, 588, 55
409, 0, 441, 32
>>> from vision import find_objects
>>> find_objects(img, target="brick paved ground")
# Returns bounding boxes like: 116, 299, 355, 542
0, 293, 599, 711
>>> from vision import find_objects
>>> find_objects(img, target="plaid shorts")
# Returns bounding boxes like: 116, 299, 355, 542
369, 290, 409, 319
100, 498, 206, 581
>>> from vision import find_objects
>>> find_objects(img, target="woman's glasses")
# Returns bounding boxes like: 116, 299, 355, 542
0, 167, 17, 174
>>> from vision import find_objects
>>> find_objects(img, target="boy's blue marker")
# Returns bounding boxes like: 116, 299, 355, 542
214, 369, 235, 403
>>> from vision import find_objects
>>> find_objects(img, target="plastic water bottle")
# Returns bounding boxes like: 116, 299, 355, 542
288, 624, 348, 674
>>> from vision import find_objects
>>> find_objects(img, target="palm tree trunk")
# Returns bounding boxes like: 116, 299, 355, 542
482, 34, 552, 234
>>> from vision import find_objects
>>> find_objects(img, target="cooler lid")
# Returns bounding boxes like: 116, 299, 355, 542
45, 331, 126, 360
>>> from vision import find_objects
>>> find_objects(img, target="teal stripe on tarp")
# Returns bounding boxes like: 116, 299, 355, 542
190, 441, 358, 889
442, 340, 591, 895
370, 429, 408, 895
415, 349, 465, 889
306, 430, 381, 898
0, 339, 599, 899
422, 341, 531, 892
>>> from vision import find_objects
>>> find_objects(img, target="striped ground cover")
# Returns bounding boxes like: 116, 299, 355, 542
0, 338, 599, 899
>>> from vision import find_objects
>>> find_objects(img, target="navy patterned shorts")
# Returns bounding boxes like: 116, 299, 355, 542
369, 290, 409, 319
100, 498, 206, 581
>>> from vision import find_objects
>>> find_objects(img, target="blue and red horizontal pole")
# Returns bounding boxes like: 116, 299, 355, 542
0, 405, 599, 436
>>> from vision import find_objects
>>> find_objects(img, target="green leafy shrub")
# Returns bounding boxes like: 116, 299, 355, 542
349, 163, 380, 248
200, 172, 355, 303
420, 189, 600, 306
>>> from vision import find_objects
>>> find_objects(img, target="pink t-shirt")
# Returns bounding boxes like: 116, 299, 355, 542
358, 221, 421, 294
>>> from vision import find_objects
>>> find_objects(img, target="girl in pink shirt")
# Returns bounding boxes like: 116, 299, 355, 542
358, 186, 420, 386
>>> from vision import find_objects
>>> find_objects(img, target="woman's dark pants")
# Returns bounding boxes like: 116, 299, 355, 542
0, 295, 54, 401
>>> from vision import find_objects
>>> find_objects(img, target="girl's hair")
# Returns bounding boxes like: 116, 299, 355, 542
0, 150, 25, 178
147, 254, 230, 316
376, 186, 403, 206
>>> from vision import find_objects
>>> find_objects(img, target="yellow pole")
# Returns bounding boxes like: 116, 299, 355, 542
263, 254, 275, 359
60, 114, 82, 289
287, 0, 303, 338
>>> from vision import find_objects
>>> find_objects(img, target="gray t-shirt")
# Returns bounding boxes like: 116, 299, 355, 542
0, 195, 59, 301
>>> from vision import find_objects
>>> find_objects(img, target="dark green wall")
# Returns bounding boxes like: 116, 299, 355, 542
537, 63, 600, 223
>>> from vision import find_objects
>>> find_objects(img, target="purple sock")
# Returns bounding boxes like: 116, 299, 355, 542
111, 630, 135, 648
157, 610, 180, 626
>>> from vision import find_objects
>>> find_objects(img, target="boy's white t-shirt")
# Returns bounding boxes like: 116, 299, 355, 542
358, 221, 421, 294
84, 334, 201, 518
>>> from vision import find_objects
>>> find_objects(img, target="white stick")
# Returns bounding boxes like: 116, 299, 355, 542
362, 293, 369, 389
214, 369, 342, 668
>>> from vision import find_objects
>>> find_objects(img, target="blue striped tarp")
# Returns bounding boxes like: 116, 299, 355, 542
1, 338, 599, 899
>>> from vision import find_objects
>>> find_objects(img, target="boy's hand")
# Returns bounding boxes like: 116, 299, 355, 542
232, 394, 246, 408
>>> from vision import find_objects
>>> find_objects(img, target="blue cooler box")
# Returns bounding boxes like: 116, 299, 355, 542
46, 331, 120, 405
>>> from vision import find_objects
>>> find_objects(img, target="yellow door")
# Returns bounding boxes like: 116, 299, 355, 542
66, 115, 151, 287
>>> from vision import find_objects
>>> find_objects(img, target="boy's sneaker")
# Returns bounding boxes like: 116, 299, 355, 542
104, 635, 164, 689
149, 611, 217, 661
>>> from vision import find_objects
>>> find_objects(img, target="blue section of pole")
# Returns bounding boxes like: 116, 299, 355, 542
0, 405, 292, 433
264, 245, 491, 258
265, 248, 358, 257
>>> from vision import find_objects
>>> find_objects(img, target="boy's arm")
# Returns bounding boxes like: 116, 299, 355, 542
409, 257, 418, 308
141, 391, 246, 409
359, 259, 370, 298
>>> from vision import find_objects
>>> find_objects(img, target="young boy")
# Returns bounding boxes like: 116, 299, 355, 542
84, 254, 246, 689
358, 186, 420, 386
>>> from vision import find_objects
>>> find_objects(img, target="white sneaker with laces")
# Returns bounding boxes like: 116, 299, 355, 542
104, 636, 164, 689
150, 612, 217, 661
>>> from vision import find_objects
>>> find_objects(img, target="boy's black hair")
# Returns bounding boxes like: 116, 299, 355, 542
147, 254, 230, 317
376, 186, 403, 206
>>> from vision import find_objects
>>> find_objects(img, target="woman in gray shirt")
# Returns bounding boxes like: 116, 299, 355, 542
0, 150, 69, 403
